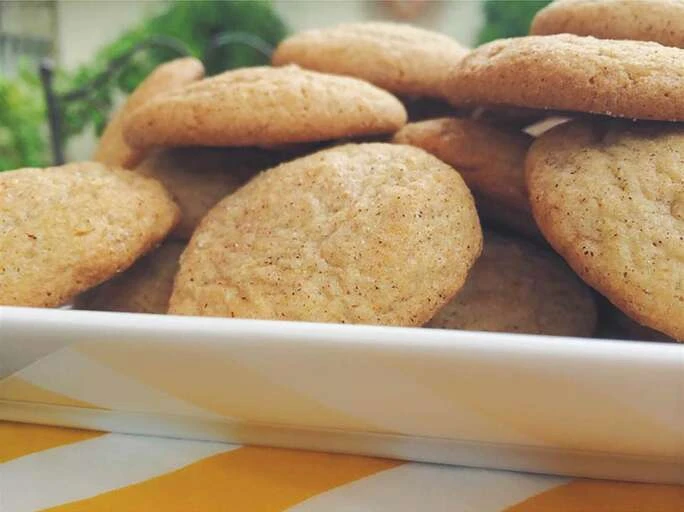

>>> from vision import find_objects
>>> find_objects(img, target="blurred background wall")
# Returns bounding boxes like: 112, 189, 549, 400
54, 1, 483, 70
56, 1, 159, 70
2, 1, 484, 74
0, 1, 56, 77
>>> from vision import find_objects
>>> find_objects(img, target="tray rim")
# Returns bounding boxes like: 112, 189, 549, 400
2, 305, 682, 383
1, 305, 681, 355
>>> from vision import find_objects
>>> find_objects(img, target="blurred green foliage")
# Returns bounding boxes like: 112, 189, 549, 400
478, 0, 552, 44
1, 0, 287, 171
0, 68, 49, 172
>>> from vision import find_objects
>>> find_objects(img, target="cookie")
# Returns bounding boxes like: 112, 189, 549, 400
77, 240, 184, 314
272, 22, 468, 99
427, 231, 597, 336
0, 162, 180, 307
445, 34, 684, 121
136, 147, 276, 239
531, 0, 684, 48
123, 65, 407, 150
526, 119, 684, 341
93, 58, 205, 169
169, 143, 482, 325
393, 118, 540, 237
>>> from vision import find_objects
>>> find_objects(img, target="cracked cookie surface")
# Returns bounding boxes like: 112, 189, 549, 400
445, 34, 684, 121
526, 119, 684, 340
169, 143, 482, 325
0, 162, 179, 307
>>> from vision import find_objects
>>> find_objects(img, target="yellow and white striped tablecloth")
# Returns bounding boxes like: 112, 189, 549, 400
1, 421, 682, 511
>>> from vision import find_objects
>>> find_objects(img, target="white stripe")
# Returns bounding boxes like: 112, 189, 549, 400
0, 433, 236, 512
13, 348, 219, 418
288, 463, 568, 512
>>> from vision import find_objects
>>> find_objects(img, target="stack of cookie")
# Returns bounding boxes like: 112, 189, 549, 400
438, 0, 684, 342
1, 5, 681, 342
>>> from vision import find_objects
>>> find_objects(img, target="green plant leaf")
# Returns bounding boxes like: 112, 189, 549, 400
478, 0, 552, 44
0, 0, 288, 170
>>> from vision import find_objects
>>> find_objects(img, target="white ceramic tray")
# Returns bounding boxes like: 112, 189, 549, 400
1, 306, 682, 484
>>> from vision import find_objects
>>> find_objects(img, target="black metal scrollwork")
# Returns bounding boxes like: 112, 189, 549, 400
39, 32, 273, 165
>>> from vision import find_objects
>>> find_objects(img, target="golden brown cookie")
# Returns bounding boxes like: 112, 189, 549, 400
272, 22, 468, 99
169, 143, 482, 325
427, 231, 597, 336
393, 117, 540, 237
445, 34, 684, 121
136, 147, 276, 240
526, 119, 684, 341
0, 162, 179, 307
123, 65, 407, 150
93, 58, 205, 169
531, 0, 684, 48
76, 240, 184, 314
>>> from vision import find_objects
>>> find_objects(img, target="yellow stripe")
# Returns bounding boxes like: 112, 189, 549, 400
505, 479, 684, 511
0, 421, 103, 463
46, 446, 402, 511
0, 377, 98, 409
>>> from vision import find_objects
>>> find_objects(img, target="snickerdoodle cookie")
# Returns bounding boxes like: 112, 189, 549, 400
0, 162, 179, 307
169, 143, 482, 325
272, 22, 468, 99
445, 35, 684, 121
123, 65, 407, 149
526, 119, 684, 341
